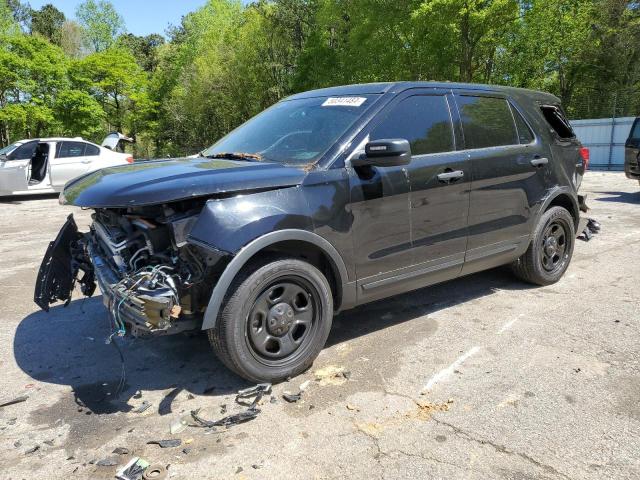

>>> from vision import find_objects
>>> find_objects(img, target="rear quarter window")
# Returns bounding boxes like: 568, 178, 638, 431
540, 105, 575, 139
457, 96, 518, 149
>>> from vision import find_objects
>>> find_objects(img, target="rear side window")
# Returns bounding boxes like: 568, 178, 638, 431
511, 105, 535, 144
85, 144, 100, 156
457, 96, 518, 149
8, 141, 38, 160
540, 105, 575, 139
56, 141, 86, 158
371, 95, 454, 155
629, 119, 640, 141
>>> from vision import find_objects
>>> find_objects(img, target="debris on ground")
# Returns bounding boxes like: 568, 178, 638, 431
346, 404, 360, 412
147, 439, 182, 448
96, 457, 118, 467
116, 457, 150, 480
112, 447, 130, 455
133, 401, 152, 414
24, 445, 39, 455
170, 414, 191, 434
282, 392, 302, 403
314, 365, 350, 386
0, 395, 28, 408
190, 407, 259, 432
236, 383, 271, 408
578, 217, 602, 241
142, 464, 167, 480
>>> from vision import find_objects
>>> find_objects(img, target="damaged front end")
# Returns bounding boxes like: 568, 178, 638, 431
35, 203, 228, 337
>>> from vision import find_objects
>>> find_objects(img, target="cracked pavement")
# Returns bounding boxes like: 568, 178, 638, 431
0, 172, 639, 479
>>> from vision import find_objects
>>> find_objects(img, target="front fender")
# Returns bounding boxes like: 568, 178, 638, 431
186, 186, 350, 330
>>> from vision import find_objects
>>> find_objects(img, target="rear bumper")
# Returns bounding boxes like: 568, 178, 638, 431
624, 151, 640, 179
88, 240, 198, 337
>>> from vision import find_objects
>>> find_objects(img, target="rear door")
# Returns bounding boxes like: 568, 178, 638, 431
454, 92, 550, 275
50, 141, 91, 188
625, 117, 640, 180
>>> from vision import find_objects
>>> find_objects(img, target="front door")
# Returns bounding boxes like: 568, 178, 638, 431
453, 93, 550, 275
0, 140, 38, 195
348, 90, 471, 303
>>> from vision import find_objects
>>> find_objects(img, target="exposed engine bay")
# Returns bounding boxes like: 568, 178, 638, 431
35, 199, 228, 337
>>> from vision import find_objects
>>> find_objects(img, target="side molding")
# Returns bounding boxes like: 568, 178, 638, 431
201, 229, 350, 330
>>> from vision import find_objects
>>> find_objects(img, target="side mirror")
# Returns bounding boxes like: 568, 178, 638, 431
351, 139, 411, 168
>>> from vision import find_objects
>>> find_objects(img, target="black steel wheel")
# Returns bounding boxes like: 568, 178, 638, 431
511, 206, 575, 286
208, 256, 333, 383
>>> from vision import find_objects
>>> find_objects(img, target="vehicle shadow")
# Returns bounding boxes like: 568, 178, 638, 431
594, 191, 640, 204
0, 193, 59, 203
328, 266, 535, 347
14, 296, 246, 416
15, 266, 534, 417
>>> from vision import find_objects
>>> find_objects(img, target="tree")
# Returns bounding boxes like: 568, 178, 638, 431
54, 89, 105, 138
76, 0, 125, 52
30, 4, 66, 45
117, 33, 165, 72
60, 20, 84, 58
71, 47, 150, 133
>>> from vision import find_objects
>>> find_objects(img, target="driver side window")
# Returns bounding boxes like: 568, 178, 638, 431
371, 95, 455, 156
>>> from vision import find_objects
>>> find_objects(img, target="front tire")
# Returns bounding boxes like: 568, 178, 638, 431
208, 256, 333, 383
511, 206, 575, 286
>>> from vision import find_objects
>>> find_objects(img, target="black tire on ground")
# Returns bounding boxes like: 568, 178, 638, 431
208, 256, 333, 383
511, 206, 575, 286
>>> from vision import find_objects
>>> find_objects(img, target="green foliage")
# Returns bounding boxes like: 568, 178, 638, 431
1, 0, 639, 153
76, 0, 125, 52
30, 4, 66, 45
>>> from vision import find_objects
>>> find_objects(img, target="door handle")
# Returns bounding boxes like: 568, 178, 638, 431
437, 170, 464, 183
530, 157, 549, 167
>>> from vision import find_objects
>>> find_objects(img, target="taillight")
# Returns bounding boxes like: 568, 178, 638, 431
579, 147, 589, 170
126, 156, 134, 164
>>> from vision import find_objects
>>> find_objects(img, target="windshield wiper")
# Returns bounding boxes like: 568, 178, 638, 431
203, 152, 263, 162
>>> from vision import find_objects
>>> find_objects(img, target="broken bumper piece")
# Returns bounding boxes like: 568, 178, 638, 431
87, 241, 197, 337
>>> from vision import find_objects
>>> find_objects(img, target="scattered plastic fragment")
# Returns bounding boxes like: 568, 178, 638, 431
170, 414, 190, 434
96, 458, 118, 467
346, 404, 359, 411
282, 392, 302, 403
0, 395, 28, 408
190, 407, 259, 431
133, 401, 152, 414
112, 447, 130, 455
25, 445, 39, 455
116, 457, 150, 480
236, 383, 272, 409
147, 439, 182, 448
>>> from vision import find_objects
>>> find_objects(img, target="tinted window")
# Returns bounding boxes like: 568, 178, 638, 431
541, 105, 575, 138
629, 120, 640, 141
458, 96, 518, 149
57, 141, 86, 158
371, 95, 454, 155
85, 144, 100, 156
8, 141, 38, 160
511, 105, 535, 144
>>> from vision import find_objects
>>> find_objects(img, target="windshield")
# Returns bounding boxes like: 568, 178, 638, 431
0, 143, 20, 156
201, 95, 379, 165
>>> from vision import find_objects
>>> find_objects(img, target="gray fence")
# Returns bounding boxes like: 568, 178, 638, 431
570, 116, 635, 171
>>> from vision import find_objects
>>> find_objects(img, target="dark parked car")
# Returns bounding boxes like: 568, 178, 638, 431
625, 117, 640, 184
35, 82, 589, 382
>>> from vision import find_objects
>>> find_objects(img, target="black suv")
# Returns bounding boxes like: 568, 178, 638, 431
35, 82, 589, 382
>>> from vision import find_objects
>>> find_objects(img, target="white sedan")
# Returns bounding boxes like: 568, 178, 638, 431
0, 135, 133, 196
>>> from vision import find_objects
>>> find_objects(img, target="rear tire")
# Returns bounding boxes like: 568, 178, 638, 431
511, 206, 575, 286
208, 256, 333, 383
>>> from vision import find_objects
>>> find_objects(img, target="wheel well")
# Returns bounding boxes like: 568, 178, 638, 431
247, 240, 342, 310
546, 194, 578, 228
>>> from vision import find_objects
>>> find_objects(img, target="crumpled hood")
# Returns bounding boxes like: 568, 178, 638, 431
61, 157, 307, 208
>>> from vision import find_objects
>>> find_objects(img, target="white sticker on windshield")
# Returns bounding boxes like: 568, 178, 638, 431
322, 97, 367, 107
